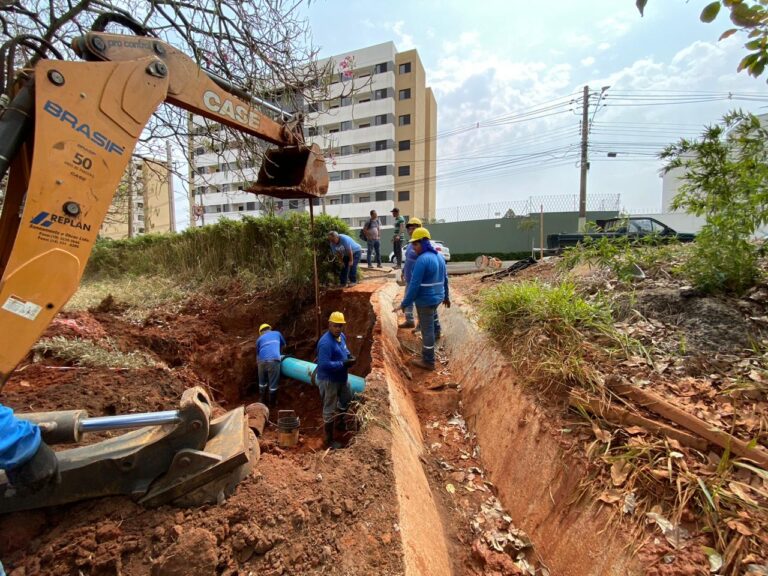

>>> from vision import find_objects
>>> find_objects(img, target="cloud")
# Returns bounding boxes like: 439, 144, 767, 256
581, 56, 595, 67
598, 42, 611, 51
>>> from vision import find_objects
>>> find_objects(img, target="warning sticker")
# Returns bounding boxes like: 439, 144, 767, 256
2, 295, 42, 321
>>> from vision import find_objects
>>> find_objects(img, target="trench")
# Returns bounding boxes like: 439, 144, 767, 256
373, 283, 642, 576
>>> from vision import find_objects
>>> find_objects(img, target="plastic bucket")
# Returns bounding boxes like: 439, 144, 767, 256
277, 410, 300, 448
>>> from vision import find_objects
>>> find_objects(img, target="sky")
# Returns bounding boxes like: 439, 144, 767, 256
300, 0, 768, 215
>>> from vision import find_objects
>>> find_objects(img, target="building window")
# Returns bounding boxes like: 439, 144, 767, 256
398, 165, 410, 177
399, 62, 411, 74
358, 172, 370, 178
358, 123, 371, 129
340, 145, 352, 155
375, 190, 388, 201
398, 114, 411, 126
358, 147, 370, 154
328, 128, 339, 134
398, 140, 411, 151
374, 114, 388, 126
399, 88, 411, 100
375, 165, 387, 176
341, 96, 352, 106
238, 205, 245, 211
194, 147, 205, 155
246, 202, 256, 210
330, 198, 340, 205
306, 102, 320, 113
380, 215, 388, 225
375, 140, 387, 151
359, 98, 370, 103
341, 170, 352, 180
359, 196, 370, 203
340, 121, 352, 132
398, 190, 410, 201
329, 171, 341, 182
289, 200, 299, 209
374, 62, 388, 74
307, 126, 318, 137
374, 88, 388, 100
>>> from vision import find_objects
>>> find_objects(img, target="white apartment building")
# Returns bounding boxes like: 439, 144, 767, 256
189, 41, 436, 228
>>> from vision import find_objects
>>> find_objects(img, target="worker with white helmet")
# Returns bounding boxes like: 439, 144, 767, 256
256, 323, 286, 406
315, 311, 356, 448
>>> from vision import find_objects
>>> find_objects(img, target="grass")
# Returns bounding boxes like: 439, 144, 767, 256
32, 336, 161, 369
67, 276, 192, 313
478, 280, 628, 390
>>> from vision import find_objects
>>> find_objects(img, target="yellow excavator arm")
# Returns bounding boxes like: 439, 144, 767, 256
0, 30, 328, 387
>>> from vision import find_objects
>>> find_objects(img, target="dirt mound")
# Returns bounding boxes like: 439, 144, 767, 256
615, 288, 758, 354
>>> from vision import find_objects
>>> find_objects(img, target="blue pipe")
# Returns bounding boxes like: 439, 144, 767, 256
280, 357, 365, 394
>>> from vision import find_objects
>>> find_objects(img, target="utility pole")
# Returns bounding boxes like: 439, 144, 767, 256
578, 85, 589, 232
127, 160, 135, 239
166, 140, 176, 233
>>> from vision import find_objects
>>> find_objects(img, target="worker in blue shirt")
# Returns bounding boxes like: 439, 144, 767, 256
399, 217, 423, 329
256, 323, 286, 406
398, 227, 450, 371
328, 231, 362, 287
0, 403, 59, 492
315, 311, 356, 449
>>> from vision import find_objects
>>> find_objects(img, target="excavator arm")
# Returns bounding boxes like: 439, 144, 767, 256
0, 31, 328, 387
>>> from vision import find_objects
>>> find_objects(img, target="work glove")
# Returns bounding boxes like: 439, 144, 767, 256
343, 355, 356, 368
6, 441, 60, 493
443, 298, 451, 308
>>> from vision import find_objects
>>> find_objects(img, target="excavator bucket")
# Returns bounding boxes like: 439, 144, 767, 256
0, 387, 259, 513
248, 143, 329, 199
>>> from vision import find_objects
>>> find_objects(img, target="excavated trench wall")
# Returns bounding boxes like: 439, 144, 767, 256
375, 283, 642, 576
438, 291, 642, 576
369, 284, 453, 576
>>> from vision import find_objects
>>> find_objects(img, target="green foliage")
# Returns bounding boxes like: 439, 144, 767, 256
559, 235, 681, 282
662, 111, 768, 293
637, 1, 768, 80
85, 213, 349, 293
479, 280, 613, 339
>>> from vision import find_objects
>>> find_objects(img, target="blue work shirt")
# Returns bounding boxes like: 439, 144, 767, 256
0, 404, 41, 471
330, 234, 361, 257
316, 331, 351, 383
403, 243, 418, 284
256, 330, 286, 362
401, 248, 447, 308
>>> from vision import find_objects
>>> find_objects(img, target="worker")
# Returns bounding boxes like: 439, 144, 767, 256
363, 209, 382, 269
316, 311, 356, 449
390, 207, 405, 269
328, 230, 362, 288
256, 323, 286, 406
0, 404, 59, 492
399, 216, 423, 329
398, 227, 449, 371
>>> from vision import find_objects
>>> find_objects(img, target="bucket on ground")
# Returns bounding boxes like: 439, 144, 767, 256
277, 410, 300, 448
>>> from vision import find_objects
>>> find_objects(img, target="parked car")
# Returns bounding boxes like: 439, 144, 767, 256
388, 240, 451, 263
546, 217, 696, 251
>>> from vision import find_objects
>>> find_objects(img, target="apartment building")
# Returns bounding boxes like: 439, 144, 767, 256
101, 158, 175, 239
189, 41, 437, 227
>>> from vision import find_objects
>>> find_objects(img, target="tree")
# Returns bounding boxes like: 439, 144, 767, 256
636, 0, 768, 80
0, 1, 333, 223
661, 111, 768, 293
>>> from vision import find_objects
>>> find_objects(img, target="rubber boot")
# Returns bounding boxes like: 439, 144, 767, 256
336, 413, 347, 432
324, 422, 341, 450
268, 389, 278, 408
259, 387, 268, 404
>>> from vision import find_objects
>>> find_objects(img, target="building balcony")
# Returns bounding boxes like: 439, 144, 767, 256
313, 199, 395, 221
308, 98, 395, 127
329, 149, 394, 170
317, 70, 395, 100
309, 124, 395, 149
327, 174, 393, 195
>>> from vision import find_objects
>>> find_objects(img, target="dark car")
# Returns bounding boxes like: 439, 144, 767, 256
547, 217, 696, 250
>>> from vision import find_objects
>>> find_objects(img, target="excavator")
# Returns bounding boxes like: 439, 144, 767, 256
0, 15, 328, 513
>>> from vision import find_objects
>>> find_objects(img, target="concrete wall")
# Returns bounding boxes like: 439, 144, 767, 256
376, 211, 618, 255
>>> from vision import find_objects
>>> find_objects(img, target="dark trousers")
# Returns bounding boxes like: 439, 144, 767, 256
340, 251, 361, 285
367, 240, 381, 266
393, 237, 403, 266
258, 361, 281, 393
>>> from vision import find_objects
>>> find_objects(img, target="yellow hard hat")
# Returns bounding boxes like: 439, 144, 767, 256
329, 311, 346, 324
407, 217, 422, 227
409, 227, 431, 243
259, 323, 271, 333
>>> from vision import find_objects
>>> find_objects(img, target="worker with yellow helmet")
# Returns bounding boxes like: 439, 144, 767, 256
256, 323, 286, 406
398, 227, 450, 371
315, 311, 356, 448
398, 216, 423, 329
